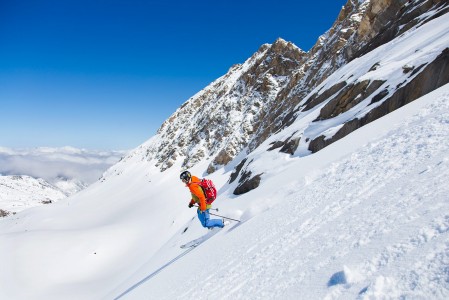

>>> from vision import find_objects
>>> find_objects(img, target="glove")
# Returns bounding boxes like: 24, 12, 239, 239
188, 202, 194, 208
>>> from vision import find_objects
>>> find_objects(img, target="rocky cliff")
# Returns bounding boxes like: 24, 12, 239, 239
113, 0, 449, 194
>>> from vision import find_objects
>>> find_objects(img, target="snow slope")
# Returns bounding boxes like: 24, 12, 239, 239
115, 83, 449, 300
1, 3, 449, 299
1, 83, 447, 299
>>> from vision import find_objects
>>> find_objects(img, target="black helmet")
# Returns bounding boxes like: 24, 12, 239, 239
180, 171, 191, 183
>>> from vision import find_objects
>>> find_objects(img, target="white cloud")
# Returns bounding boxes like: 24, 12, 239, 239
0, 146, 127, 184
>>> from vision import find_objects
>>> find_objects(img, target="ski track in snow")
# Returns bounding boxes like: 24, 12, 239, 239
135, 94, 449, 299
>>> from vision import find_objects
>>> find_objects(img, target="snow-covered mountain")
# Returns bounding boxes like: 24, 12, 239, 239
1, 0, 449, 299
112, 0, 449, 193
0, 175, 69, 217
0, 146, 125, 215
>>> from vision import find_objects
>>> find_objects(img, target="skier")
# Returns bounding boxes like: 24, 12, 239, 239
180, 171, 225, 229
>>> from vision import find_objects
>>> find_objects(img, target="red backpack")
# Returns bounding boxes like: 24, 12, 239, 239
198, 178, 217, 204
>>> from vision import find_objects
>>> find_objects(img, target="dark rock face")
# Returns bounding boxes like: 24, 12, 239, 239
0, 209, 10, 218
303, 82, 349, 112
228, 158, 263, 195
316, 80, 386, 121
229, 159, 247, 184
355, 0, 449, 59
362, 47, 449, 123
268, 132, 301, 155
234, 172, 263, 195
309, 47, 449, 153
247, 0, 437, 154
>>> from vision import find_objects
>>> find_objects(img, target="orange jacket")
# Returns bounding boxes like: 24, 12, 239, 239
187, 176, 210, 211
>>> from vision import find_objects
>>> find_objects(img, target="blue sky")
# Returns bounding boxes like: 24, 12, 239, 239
0, 0, 347, 150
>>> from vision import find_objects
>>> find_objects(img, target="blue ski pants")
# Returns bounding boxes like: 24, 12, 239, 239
197, 209, 224, 228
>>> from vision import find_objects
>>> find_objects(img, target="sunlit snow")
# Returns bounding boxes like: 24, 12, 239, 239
1, 5, 449, 300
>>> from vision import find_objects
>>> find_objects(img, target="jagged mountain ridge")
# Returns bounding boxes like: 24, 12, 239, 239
146, 39, 306, 173
111, 0, 449, 193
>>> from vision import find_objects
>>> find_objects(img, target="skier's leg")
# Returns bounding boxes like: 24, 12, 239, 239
198, 210, 223, 228
197, 209, 207, 227
208, 218, 224, 228
203, 210, 224, 228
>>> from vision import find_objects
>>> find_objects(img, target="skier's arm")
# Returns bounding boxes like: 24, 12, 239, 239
191, 185, 207, 211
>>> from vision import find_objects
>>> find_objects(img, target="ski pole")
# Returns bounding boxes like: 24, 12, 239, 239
209, 212, 241, 223
193, 205, 218, 211
194, 205, 240, 222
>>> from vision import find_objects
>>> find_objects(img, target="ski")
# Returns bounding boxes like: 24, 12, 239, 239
180, 227, 222, 249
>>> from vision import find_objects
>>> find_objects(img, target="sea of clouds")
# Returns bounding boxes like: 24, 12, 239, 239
0, 146, 127, 185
